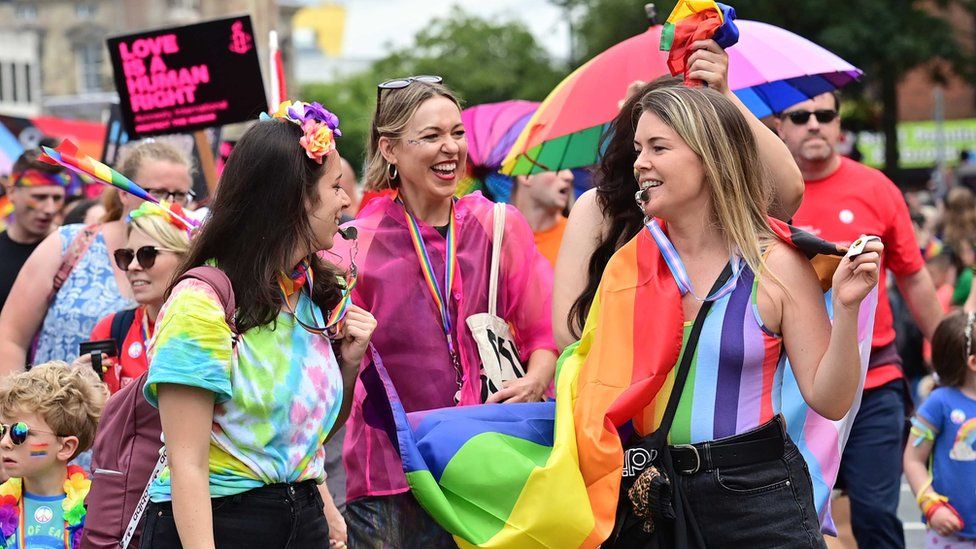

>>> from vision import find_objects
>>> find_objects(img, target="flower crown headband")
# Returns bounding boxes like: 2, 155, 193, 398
260, 100, 342, 165
127, 200, 198, 235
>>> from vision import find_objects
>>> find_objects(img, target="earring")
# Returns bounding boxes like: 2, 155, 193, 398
387, 164, 398, 183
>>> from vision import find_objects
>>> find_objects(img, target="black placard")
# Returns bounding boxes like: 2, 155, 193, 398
107, 15, 267, 138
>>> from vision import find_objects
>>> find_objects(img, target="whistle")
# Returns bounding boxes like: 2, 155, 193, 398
338, 226, 358, 241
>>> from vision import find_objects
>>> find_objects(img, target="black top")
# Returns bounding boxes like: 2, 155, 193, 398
0, 230, 41, 310
434, 224, 449, 238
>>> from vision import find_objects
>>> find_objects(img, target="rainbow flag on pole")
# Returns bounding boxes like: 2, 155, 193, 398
661, 1, 739, 84
363, 221, 876, 547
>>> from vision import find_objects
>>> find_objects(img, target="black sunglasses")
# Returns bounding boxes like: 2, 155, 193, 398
782, 109, 838, 125
114, 246, 179, 271
375, 75, 443, 120
1, 422, 64, 445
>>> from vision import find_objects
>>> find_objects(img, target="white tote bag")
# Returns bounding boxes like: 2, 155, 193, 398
466, 202, 527, 402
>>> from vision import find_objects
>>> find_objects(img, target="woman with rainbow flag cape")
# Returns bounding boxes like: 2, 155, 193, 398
0, 141, 193, 374
358, 86, 882, 548
140, 100, 376, 548
327, 78, 557, 547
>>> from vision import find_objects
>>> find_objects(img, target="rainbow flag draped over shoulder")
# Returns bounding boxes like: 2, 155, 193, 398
661, 1, 740, 85
362, 219, 876, 547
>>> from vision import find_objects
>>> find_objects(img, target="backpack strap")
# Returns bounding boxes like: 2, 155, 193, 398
174, 265, 237, 333
110, 308, 138, 356
50, 224, 101, 302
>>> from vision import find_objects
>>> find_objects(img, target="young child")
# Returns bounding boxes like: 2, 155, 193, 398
0, 361, 106, 548
905, 311, 976, 548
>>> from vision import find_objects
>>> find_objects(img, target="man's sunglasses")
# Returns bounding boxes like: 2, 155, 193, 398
1, 422, 64, 445
375, 75, 443, 120
781, 109, 838, 125
113, 246, 180, 271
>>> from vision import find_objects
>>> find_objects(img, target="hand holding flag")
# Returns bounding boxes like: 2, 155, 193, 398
661, 1, 740, 86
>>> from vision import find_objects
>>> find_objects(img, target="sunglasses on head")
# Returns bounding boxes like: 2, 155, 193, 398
375, 75, 443, 120
1, 422, 63, 445
782, 109, 838, 125
113, 246, 179, 271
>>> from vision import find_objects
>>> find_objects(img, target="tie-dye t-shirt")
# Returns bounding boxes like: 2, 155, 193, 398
144, 277, 343, 502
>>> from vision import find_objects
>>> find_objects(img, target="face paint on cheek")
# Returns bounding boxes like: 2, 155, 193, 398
29, 442, 49, 458
22, 197, 40, 211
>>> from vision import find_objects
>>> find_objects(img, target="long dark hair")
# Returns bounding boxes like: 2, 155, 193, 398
567, 76, 682, 338
173, 120, 342, 333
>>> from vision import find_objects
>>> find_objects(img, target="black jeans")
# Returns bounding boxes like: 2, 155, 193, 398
677, 419, 827, 548
344, 492, 456, 549
140, 480, 329, 548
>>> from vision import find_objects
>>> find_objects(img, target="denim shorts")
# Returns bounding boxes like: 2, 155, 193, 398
677, 417, 827, 548
344, 492, 456, 549
140, 480, 329, 548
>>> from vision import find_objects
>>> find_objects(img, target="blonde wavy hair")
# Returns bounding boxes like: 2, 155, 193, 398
102, 140, 195, 222
365, 81, 462, 191
127, 212, 192, 255
636, 86, 777, 282
0, 361, 107, 458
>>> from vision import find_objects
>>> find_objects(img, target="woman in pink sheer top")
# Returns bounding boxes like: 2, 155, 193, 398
327, 77, 558, 547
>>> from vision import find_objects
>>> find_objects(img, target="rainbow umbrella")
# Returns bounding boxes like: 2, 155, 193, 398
501, 20, 861, 175
456, 100, 538, 200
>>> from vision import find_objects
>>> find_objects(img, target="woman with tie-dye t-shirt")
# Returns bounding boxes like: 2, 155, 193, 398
141, 101, 376, 549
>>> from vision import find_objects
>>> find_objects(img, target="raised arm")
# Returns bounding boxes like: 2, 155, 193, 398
687, 40, 804, 220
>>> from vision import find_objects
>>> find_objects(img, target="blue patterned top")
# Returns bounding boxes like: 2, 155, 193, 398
32, 224, 133, 365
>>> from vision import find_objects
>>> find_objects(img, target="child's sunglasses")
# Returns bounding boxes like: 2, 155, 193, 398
0, 422, 64, 445
113, 246, 180, 271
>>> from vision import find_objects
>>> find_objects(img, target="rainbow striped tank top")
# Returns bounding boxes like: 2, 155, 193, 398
667, 266, 786, 445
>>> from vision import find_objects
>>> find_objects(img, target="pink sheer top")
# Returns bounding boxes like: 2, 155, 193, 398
326, 192, 556, 500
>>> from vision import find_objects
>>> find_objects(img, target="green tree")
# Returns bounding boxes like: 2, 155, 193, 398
304, 7, 563, 178
566, 0, 972, 176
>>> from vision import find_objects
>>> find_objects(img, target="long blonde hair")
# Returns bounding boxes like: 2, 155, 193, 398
365, 81, 462, 190
636, 86, 776, 281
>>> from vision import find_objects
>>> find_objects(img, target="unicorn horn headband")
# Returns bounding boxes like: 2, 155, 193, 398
39, 139, 198, 230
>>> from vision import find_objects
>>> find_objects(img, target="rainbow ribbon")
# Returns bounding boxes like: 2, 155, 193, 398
278, 258, 357, 338
398, 197, 458, 358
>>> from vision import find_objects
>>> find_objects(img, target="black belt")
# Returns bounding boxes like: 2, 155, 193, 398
669, 416, 787, 475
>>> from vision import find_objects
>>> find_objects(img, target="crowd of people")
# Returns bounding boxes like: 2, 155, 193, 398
0, 38, 971, 549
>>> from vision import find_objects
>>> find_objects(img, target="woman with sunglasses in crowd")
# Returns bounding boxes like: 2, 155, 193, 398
140, 101, 375, 548
0, 141, 194, 372
328, 77, 557, 547
552, 40, 805, 349
75, 202, 193, 395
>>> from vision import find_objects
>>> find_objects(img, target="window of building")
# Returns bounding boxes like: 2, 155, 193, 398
76, 42, 104, 93
14, 4, 37, 20
75, 4, 96, 18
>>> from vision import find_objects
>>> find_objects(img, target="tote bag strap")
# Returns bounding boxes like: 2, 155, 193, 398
488, 202, 506, 317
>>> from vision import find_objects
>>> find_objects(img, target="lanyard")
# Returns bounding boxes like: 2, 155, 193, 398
17, 498, 71, 548
644, 219, 741, 302
277, 258, 357, 339
398, 197, 463, 396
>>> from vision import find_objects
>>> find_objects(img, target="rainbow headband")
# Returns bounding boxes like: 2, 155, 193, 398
260, 100, 342, 164
8, 169, 72, 189
127, 200, 198, 234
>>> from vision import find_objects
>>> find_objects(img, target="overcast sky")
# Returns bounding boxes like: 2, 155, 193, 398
336, 0, 572, 61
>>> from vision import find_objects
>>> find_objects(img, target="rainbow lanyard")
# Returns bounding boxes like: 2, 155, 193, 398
18, 498, 71, 548
277, 259, 357, 338
398, 197, 461, 369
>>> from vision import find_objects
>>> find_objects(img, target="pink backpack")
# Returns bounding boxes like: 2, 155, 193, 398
81, 266, 236, 549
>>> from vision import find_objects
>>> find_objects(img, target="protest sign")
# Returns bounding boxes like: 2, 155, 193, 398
107, 15, 267, 137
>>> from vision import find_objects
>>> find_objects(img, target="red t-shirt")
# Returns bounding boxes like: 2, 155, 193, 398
90, 307, 152, 394
791, 157, 925, 389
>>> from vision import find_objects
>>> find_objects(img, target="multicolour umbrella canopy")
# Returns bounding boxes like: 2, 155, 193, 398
501, 21, 861, 176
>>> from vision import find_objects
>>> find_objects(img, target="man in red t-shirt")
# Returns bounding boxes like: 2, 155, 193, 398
777, 92, 942, 548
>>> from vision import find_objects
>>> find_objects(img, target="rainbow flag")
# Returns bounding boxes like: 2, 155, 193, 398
39, 140, 156, 203
661, 1, 739, 84
364, 220, 876, 547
